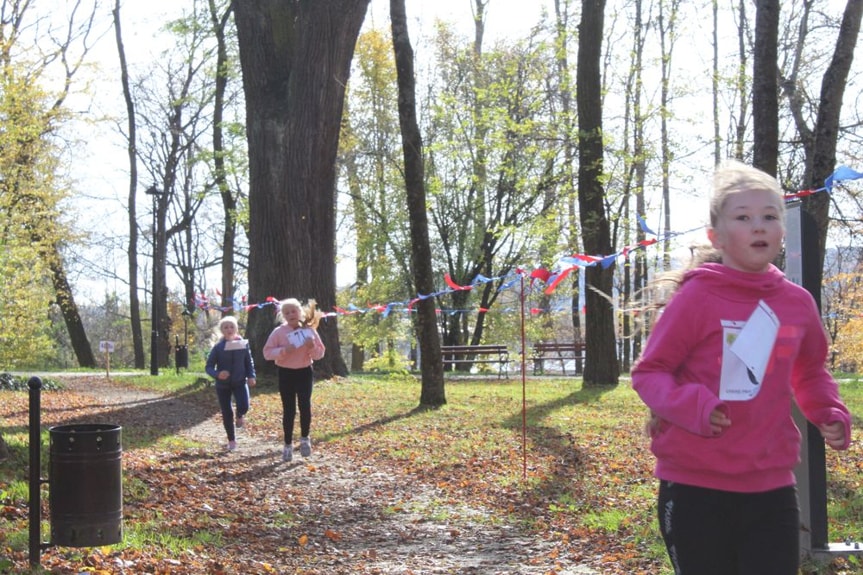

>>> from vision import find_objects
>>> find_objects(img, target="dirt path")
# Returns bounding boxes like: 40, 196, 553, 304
56, 376, 599, 575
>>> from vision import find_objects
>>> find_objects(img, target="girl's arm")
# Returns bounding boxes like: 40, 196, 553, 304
792, 295, 851, 450
262, 327, 284, 361
205, 342, 222, 379
245, 344, 257, 384
632, 291, 723, 437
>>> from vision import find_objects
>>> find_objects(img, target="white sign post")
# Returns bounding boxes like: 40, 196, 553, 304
99, 341, 115, 378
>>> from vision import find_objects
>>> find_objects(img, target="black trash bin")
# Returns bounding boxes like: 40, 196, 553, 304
49, 424, 123, 547
175, 345, 189, 369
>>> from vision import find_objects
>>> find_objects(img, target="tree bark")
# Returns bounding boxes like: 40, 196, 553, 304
752, 0, 779, 173
234, 0, 370, 379
113, 0, 145, 369
577, 0, 619, 386
48, 249, 96, 368
390, 0, 445, 406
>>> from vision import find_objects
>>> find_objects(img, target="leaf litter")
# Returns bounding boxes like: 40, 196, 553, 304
1, 375, 658, 574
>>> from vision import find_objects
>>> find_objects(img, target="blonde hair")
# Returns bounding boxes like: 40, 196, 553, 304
710, 159, 785, 229
211, 315, 240, 345
279, 298, 322, 329
218, 316, 239, 331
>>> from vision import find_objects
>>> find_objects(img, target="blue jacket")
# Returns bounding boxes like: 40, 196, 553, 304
206, 339, 256, 386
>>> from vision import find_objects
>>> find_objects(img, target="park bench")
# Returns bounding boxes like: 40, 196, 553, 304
440, 344, 510, 379
532, 341, 585, 375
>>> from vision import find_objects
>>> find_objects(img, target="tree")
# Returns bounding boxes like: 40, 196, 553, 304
206, 0, 247, 316
390, 0, 445, 405
113, 0, 146, 368
0, 0, 97, 369
791, 0, 863, 280
233, 0, 371, 379
552, 0, 582, 349
339, 29, 412, 372
424, 23, 561, 349
577, 0, 619, 386
752, 0, 779, 173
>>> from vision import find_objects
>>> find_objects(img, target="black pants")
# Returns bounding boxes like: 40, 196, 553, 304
278, 366, 313, 444
657, 480, 800, 575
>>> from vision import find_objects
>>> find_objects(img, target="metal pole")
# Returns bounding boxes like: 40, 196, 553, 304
146, 185, 160, 376
28, 376, 43, 568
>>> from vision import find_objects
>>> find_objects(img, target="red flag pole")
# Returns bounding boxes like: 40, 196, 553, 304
520, 273, 527, 479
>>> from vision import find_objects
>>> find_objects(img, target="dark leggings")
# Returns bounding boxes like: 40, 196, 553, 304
215, 382, 249, 442
278, 366, 313, 445
657, 480, 800, 575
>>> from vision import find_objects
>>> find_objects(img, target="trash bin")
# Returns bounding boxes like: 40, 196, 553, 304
175, 345, 189, 369
49, 424, 123, 547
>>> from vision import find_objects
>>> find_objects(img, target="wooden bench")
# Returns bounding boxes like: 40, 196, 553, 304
440, 344, 510, 379
532, 341, 585, 375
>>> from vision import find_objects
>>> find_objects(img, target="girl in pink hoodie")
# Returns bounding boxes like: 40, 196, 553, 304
632, 161, 850, 575
263, 298, 326, 462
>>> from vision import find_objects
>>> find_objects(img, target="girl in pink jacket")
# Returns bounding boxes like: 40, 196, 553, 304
632, 161, 850, 575
263, 298, 325, 462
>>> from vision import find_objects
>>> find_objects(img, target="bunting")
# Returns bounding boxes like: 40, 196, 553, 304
189, 165, 863, 320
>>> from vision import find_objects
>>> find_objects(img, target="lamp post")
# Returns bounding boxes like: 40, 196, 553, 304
144, 185, 162, 376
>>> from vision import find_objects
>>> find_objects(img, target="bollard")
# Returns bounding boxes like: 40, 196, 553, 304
28, 377, 44, 568
49, 424, 123, 547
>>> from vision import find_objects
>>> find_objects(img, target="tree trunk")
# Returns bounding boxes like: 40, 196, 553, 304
234, 0, 369, 379
752, 0, 779, 173
48, 249, 96, 368
209, 0, 237, 317
577, 0, 619, 386
113, 0, 145, 369
390, 0, 445, 406
732, 0, 749, 158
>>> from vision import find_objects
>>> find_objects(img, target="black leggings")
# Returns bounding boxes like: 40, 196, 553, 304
657, 480, 799, 575
278, 366, 313, 444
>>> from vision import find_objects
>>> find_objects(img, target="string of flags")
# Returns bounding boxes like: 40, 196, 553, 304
192, 166, 863, 319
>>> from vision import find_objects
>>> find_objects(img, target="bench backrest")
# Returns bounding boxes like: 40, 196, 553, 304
534, 342, 584, 352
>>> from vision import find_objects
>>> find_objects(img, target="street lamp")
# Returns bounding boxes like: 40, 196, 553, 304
144, 185, 163, 376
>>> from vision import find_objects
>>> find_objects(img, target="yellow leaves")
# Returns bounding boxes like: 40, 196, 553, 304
297, 533, 309, 547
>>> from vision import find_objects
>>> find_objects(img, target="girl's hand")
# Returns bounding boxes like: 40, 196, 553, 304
247, 378, 256, 388
217, 370, 230, 380
819, 421, 846, 449
709, 408, 731, 436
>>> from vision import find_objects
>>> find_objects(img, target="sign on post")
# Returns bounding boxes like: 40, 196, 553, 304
99, 341, 115, 379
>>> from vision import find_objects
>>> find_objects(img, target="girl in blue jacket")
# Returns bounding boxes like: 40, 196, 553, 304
206, 316, 256, 451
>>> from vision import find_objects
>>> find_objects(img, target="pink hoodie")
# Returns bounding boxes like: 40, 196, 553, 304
632, 263, 850, 493
262, 324, 326, 369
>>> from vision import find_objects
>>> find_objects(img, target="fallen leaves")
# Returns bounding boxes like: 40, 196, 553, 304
3, 375, 859, 574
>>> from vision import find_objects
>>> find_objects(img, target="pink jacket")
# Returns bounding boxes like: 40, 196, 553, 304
632, 263, 850, 493
262, 324, 326, 369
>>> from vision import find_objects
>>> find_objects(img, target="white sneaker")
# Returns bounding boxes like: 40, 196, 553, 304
227, 440, 238, 452
236, 416, 245, 428
299, 437, 312, 457
282, 444, 293, 462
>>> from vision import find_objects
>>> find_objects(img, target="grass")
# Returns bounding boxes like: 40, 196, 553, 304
1, 371, 862, 574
